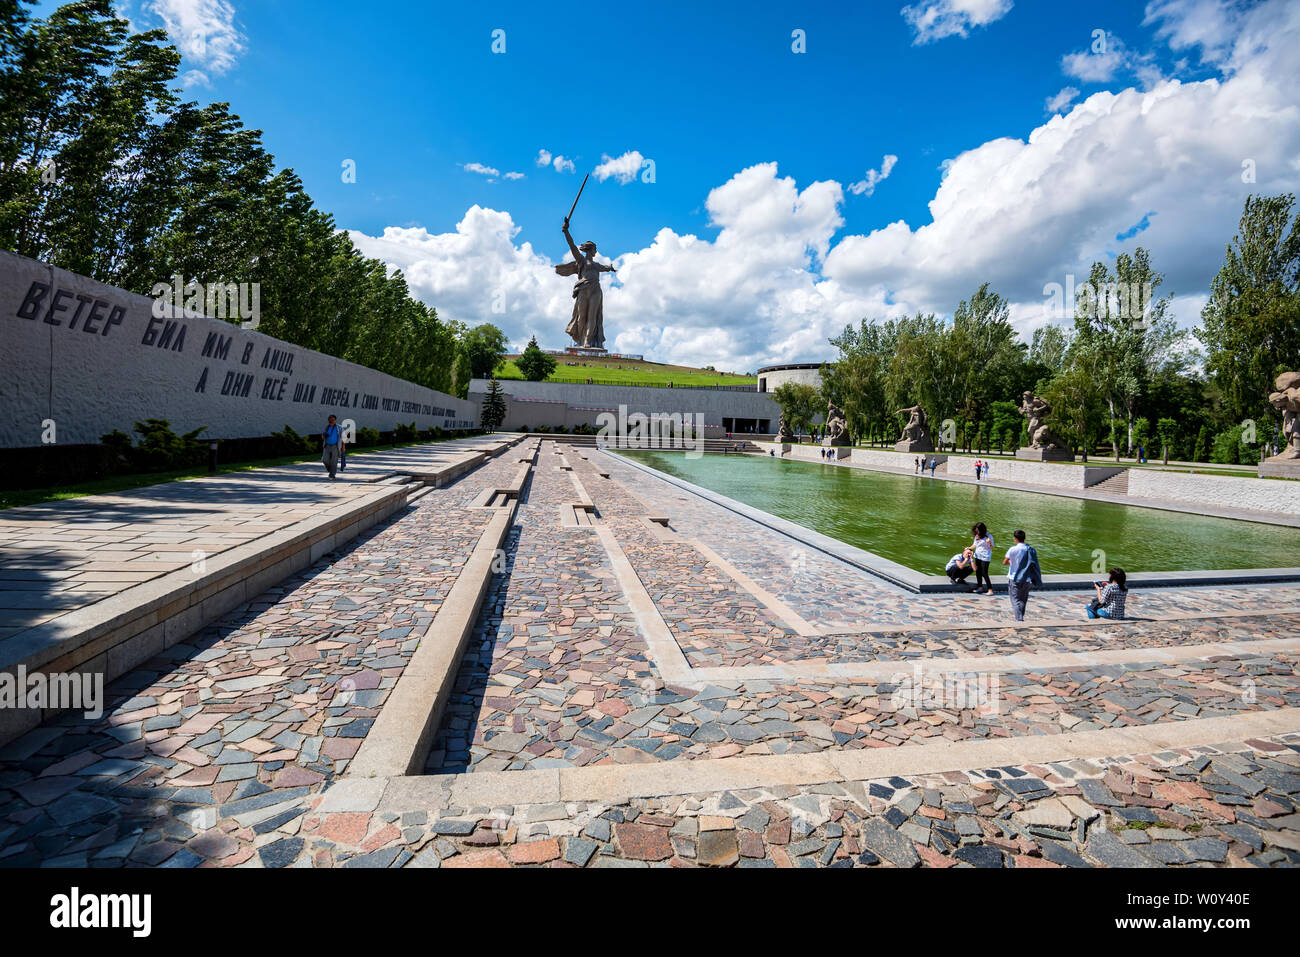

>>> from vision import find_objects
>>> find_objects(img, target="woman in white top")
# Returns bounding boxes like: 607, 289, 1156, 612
970, 521, 995, 594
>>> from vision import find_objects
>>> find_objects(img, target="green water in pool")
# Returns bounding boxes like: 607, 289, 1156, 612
616, 450, 1298, 575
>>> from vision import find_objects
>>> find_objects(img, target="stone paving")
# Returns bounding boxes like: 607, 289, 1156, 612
306, 734, 1300, 868
2, 440, 1299, 867
0, 436, 511, 643
0, 448, 525, 867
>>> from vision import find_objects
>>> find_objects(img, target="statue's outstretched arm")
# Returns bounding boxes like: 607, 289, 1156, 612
562, 220, 581, 260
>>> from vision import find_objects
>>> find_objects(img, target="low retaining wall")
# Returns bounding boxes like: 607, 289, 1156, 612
1128, 468, 1300, 516
850, 448, 947, 470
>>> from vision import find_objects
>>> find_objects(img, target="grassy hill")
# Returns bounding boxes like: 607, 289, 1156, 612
493, 354, 757, 388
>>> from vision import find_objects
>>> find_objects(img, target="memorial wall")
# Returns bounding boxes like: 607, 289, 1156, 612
0, 251, 478, 448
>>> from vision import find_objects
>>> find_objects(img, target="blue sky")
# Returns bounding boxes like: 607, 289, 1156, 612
38, 0, 1300, 370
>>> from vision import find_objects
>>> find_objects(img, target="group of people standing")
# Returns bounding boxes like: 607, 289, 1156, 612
913, 457, 939, 476
944, 523, 1129, 622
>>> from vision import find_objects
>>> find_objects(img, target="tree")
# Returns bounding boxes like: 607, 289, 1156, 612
461, 324, 507, 380
1043, 365, 1105, 462
823, 319, 892, 442
1198, 193, 1300, 427
1071, 248, 1187, 455
1156, 418, 1178, 465
1029, 324, 1071, 372
516, 335, 557, 381
771, 382, 821, 438
479, 378, 507, 431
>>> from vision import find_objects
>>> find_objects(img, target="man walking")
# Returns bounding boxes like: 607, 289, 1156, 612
322, 414, 344, 480
1002, 529, 1042, 621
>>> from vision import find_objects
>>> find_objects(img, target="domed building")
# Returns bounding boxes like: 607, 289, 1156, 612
755, 362, 824, 394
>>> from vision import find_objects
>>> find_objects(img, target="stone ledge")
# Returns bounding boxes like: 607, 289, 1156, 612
346, 498, 521, 778
0, 483, 409, 746
375, 707, 1300, 813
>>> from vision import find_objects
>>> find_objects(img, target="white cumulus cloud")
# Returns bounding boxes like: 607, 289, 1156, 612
900, 0, 1014, 44
144, 0, 245, 86
849, 154, 899, 196
1044, 86, 1079, 113
593, 150, 646, 184
536, 149, 576, 173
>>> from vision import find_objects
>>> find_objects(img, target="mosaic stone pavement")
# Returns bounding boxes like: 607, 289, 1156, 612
423, 446, 1300, 772
2, 440, 1299, 867
0, 450, 528, 868
310, 736, 1300, 868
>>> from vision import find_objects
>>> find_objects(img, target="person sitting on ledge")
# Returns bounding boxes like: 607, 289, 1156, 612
945, 547, 976, 588
1087, 568, 1128, 620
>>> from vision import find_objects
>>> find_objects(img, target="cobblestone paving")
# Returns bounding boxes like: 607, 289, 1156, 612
307, 735, 1300, 867
0, 451, 524, 868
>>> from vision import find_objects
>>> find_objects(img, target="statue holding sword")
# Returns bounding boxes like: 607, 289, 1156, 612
555, 173, 615, 349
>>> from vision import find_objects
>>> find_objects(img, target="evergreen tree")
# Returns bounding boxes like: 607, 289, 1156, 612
479, 378, 507, 432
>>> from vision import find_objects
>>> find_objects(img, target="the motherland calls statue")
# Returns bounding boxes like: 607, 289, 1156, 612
554, 174, 615, 350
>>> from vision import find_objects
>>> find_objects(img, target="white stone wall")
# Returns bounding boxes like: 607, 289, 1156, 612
755, 365, 823, 394
850, 449, 945, 470
1128, 469, 1300, 516
944, 457, 1090, 488
0, 251, 478, 447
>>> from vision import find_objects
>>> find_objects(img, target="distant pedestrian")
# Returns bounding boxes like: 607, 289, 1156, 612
970, 521, 994, 594
1002, 529, 1042, 621
321, 414, 344, 480
975, 459, 982, 480
1087, 568, 1128, 620
929, 457, 938, 477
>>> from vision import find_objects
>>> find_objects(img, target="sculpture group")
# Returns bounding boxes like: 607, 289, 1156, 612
893, 403, 934, 453
1016, 391, 1073, 461
1261, 370, 1300, 478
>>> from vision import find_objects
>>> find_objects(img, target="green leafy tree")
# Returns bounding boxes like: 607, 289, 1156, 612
1156, 418, 1178, 465
516, 335, 557, 381
771, 382, 821, 438
1042, 366, 1104, 462
1198, 193, 1300, 428
823, 319, 893, 442
479, 377, 507, 431
462, 324, 507, 380
1071, 248, 1187, 455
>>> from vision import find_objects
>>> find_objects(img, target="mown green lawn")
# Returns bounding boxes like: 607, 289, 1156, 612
493, 359, 756, 387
